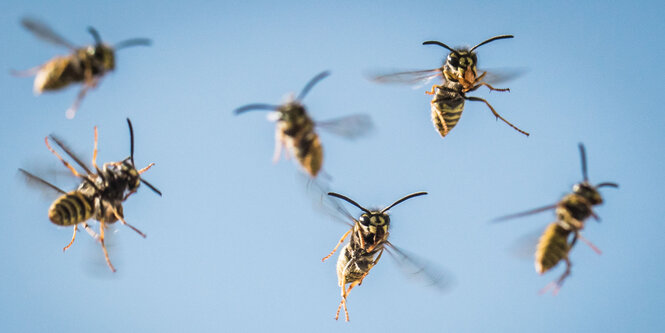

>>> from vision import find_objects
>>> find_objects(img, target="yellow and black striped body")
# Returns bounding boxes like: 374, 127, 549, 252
535, 222, 572, 274
430, 80, 466, 138
336, 216, 389, 287
34, 45, 115, 94
48, 190, 94, 226
535, 193, 594, 274
276, 102, 323, 177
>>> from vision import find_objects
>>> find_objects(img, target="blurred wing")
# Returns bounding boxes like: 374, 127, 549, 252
492, 204, 558, 222
18, 168, 67, 201
386, 242, 454, 292
507, 228, 543, 260
316, 114, 373, 139
369, 68, 443, 87
304, 178, 354, 227
21, 17, 77, 50
477, 67, 528, 86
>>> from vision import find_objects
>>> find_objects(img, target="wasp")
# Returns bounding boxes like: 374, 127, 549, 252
373, 35, 529, 138
13, 17, 151, 119
234, 71, 373, 178
20, 118, 161, 272
320, 190, 446, 321
494, 144, 618, 294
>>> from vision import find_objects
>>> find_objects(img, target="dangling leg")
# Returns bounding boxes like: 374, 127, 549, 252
578, 233, 602, 255
425, 85, 439, 95
539, 257, 572, 295
322, 228, 352, 262
63, 226, 78, 252
92, 126, 99, 170
111, 205, 147, 238
66, 77, 98, 119
99, 221, 116, 272
336, 280, 361, 322
465, 96, 529, 136
138, 163, 155, 174
272, 131, 287, 163
45, 137, 84, 178
82, 222, 99, 239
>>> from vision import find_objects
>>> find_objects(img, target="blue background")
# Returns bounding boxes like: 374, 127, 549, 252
1, 0, 664, 332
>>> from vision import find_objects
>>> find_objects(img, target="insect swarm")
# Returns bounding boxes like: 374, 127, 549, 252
494, 144, 618, 294
13, 18, 151, 119
19, 118, 161, 272
234, 71, 372, 178
373, 35, 529, 138
321, 191, 430, 321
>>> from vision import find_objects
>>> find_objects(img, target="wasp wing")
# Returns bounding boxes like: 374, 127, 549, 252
49, 134, 94, 175
476, 67, 527, 86
492, 204, 558, 222
21, 17, 77, 50
369, 68, 443, 87
19, 168, 67, 195
386, 241, 453, 292
316, 114, 374, 140
305, 178, 355, 227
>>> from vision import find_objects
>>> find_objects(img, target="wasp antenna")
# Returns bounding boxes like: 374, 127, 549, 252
596, 182, 619, 189
87, 26, 102, 46
422, 41, 459, 55
381, 192, 428, 213
141, 178, 162, 196
578, 143, 588, 182
234, 104, 279, 115
115, 38, 152, 50
126, 118, 135, 166
297, 71, 330, 101
328, 192, 372, 214
470, 35, 514, 52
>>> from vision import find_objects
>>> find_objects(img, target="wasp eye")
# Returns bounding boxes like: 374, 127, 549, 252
359, 215, 370, 226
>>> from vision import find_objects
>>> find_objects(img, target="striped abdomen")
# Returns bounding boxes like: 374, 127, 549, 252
535, 222, 571, 274
430, 84, 466, 138
34, 54, 87, 93
280, 116, 323, 177
48, 191, 94, 226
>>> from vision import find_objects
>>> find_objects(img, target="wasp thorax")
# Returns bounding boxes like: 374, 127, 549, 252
573, 182, 603, 205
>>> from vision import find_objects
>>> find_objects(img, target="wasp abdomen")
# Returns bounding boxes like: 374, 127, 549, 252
34, 56, 83, 93
336, 245, 377, 286
431, 85, 465, 138
294, 132, 323, 177
48, 191, 93, 226
535, 222, 571, 274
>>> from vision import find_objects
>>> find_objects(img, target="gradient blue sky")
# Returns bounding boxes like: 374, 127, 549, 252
1, 1, 664, 332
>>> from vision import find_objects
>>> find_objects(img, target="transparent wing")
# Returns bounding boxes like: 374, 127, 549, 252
316, 114, 373, 140
369, 68, 443, 87
304, 178, 355, 227
18, 168, 67, 200
477, 67, 527, 86
492, 203, 558, 222
21, 17, 77, 50
386, 242, 454, 292
49, 134, 93, 175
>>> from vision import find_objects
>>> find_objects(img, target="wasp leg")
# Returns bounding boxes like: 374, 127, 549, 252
99, 221, 116, 272
465, 96, 529, 137
92, 126, 99, 170
425, 85, 439, 96
111, 205, 146, 238
63, 226, 78, 252
137, 163, 155, 174
358, 249, 383, 286
336, 280, 361, 322
577, 233, 602, 255
322, 228, 352, 262
272, 131, 285, 163
539, 257, 572, 295
65, 83, 93, 119
471, 82, 510, 93
82, 222, 99, 239
44, 137, 85, 178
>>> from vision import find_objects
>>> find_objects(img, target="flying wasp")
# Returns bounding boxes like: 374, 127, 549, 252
20, 118, 161, 272
13, 17, 151, 119
494, 144, 617, 294
372, 35, 528, 138
320, 190, 446, 321
234, 71, 373, 178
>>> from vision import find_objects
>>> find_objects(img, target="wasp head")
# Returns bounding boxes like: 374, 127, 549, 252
358, 212, 390, 235
443, 50, 478, 84
275, 102, 307, 123
572, 182, 603, 205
